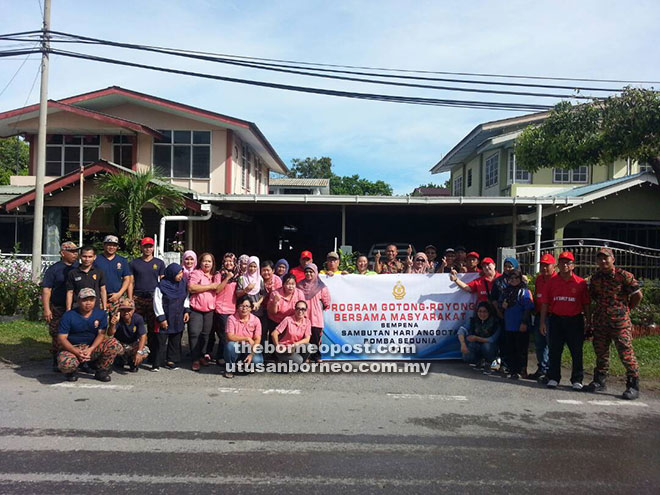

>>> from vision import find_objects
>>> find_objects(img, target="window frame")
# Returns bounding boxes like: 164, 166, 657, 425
152, 130, 211, 179
553, 166, 589, 184
453, 175, 464, 196
467, 168, 472, 188
484, 152, 499, 189
507, 151, 531, 184
45, 134, 100, 176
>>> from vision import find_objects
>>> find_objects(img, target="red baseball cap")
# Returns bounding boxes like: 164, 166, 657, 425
466, 251, 480, 259
481, 257, 495, 265
558, 251, 575, 261
540, 254, 556, 265
140, 237, 155, 246
300, 250, 313, 260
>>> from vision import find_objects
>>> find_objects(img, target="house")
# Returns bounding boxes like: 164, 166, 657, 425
0, 86, 288, 253
411, 187, 450, 197
430, 112, 659, 248
269, 178, 330, 195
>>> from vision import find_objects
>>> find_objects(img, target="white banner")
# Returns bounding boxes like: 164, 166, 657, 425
321, 273, 479, 360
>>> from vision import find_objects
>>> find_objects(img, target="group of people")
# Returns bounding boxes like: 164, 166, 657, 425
451, 248, 643, 400
42, 237, 644, 399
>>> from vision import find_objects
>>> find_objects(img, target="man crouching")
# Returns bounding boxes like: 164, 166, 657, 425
107, 298, 149, 372
56, 288, 122, 382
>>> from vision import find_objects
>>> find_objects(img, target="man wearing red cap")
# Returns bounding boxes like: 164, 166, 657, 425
540, 251, 591, 390
129, 237, 165, 364
451, 257, 500, 303
586, 248, 643, 400
464, 252, 481, 273
529, 254, 557, 381
290, 250, 313, 283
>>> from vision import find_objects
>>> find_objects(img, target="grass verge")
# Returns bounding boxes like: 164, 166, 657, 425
0, 319, 50, 364
561, 336, 660, 379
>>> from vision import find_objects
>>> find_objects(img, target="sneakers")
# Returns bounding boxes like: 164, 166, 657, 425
483, 367, 495, 376
509, 373, 520, 380
65, 372, 78, 382
546, 379, 558, 389
622, 377, 640, 400
571, 382, 584, 391
150, 366, 160, 372
191, 361, 201, 372
528, 370, 544, 381
128, 365, 139, 373
166, 362, 179, 370
224, 371, 234, 379
94, 369, 111, 382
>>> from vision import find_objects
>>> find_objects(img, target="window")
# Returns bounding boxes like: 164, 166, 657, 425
467, 169, 472, 188
256, 159, 263, 194
485, 153, 499, 188
553, 166, 588, 184
507, 152, 530, 184
153, 130, 211, 179
46, 135, 100, 176
453, 176, 463, 196
112, 135, 134, 168
241, 144, 252, 191
639, 162, 652, 173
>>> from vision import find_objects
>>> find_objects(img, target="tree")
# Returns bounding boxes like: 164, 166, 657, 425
516, 87, 660, 179
85, 169, 185, 256
0, 137, 29, 185
288, 156, 393, 195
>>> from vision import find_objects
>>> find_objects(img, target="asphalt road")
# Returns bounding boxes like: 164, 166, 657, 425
0, 360, 658, 494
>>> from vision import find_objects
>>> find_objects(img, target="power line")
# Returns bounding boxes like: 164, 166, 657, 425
37, 31, 604, 100
0, 47, 37, 97
48, 48, 553, 112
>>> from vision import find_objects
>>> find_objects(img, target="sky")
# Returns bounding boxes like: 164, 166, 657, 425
1, 0, 659, 194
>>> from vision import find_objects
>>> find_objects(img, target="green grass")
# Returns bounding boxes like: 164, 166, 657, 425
561, 336, 660, 379
0, 319, 51, 364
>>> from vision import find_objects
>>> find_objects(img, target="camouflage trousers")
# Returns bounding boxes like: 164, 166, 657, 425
57, 338, 122, 374
134, 295, 157, 364
47, 305, 66, 356
592, 324, 639, 378
116, 342, 150, 363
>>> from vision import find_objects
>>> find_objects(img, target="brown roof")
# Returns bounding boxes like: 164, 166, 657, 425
412, 187, 451, 197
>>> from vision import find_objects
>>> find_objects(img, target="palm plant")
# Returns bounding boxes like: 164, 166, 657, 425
85, 168, 185, 256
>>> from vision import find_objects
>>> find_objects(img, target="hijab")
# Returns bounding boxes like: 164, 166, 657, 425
237, 254, 250, 276
182, 250, 197, 279
242, 256, 263, 297
275, 258, 290, 280
297, 263, 326, 300
501, 269, 528, 308
504, 257, 520, 270
159, 263, 187, 300
411, 252, 431, 274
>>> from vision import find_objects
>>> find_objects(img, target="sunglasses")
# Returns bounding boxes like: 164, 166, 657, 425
238, 304, 252, 309
295, 307, 307, 311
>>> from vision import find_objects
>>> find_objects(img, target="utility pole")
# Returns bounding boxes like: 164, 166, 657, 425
31, 0, 51, 282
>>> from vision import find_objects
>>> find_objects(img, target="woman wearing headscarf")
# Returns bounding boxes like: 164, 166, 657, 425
298, 263, 331, 363
181, 250, 197, 282
500, 268, 534, 379
237, 254, 250, 277
275, 259, 289, 280
405, 252, 432, 274
236, 256, 265, 315
210, 252, 239, 364
153, 263, 190, 371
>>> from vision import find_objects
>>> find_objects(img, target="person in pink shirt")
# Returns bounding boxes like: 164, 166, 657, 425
267, 273, 304, 361
260, 260, 282, 346
271, 300, 311, 365
181, 250, 197, 282
223, 296, 263, 378
187, 252, 218, 371
211, 252, 238, 364
298, 263, 331, 363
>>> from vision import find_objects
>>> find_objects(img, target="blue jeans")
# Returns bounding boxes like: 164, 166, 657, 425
224, 341, 264, 365
458, 327, 498, 364
531, 314, 549, 374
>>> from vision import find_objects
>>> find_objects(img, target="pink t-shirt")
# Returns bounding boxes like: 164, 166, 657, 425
226, 313, 261, 341
305, 286, 331, 328
187, 269, 215, 312
213, 273, 237, 315
267, 287, 306, 323
263, 275, 282, 305
275, 316, 311, 346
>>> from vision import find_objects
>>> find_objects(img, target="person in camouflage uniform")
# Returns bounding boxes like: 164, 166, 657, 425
586, 248, 643, 400
374, 244, 406, 274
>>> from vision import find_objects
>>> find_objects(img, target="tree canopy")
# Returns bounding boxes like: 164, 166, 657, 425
0, 137, 29, 185
515, 87, 660, 178
287, 156, 393, 195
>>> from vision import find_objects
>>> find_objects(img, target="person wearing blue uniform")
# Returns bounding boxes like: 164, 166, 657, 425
94, 235, 131, 314
57, 288, 122, 382
108, 298, 149, 372
153, 263, 190, 371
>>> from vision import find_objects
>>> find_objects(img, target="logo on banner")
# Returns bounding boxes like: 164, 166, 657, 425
392, 281, 406, 300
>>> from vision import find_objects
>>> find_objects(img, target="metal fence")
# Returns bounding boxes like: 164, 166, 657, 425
0, 253, 60, 276
511, 238, 660, 279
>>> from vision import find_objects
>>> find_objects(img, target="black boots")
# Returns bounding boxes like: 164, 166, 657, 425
622, 377, 640, 400
584, 372, 607, 393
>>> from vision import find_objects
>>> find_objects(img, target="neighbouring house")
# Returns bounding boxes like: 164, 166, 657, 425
269, 178, 330, 195
430, 112, 659, 248
411, 187, 450, 197
0, 86, 288, 253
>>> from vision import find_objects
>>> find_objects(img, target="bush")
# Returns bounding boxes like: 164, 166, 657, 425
631, 279, 660, 326
0, 258, 42, 320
